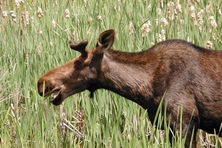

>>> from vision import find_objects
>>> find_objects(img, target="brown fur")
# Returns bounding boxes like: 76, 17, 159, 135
38, 29, 222, 148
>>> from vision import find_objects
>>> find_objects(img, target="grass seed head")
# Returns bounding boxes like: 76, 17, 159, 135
176, 4, 182, 13
87, 29, 91, 37
21, 7, 29, 27
2, 11, 8, 18
97, 15, 102, 21
197, 9, 204, 20
209, 16, 217, 29
36, 45, 41, 55
206, 4, 211, 14
52, 20, 56, 27
9, 10, 16, 22
157, 8, 161, 15
141, 21, 151, 37
88, 16, 93, 23
217, 6, 221, 15
167, 1, 174, 11
37, 7, 43, 18
83, 0, 87, 7
147, 4, 152, 11
129, 21, 135, 36
14, 0, 20, 8
38, 29, 43, 34
206, 41, 213, 49
65, 8, 70, 18
161, 17, 168, 26
190, 6, 196, 19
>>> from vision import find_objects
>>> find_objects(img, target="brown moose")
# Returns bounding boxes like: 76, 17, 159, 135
38, 29, 222, 147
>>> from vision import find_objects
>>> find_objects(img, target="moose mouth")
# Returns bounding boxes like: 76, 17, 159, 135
48, 89, 63, 105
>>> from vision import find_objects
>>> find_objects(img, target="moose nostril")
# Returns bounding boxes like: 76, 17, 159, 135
38, 86, 49, 96
39, 92, 43, 96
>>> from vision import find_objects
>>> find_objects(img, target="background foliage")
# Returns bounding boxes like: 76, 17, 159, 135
0, 0, 221, 147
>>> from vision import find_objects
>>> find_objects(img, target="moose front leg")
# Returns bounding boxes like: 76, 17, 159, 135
164, 89, 200, 148
171, 113, 200, 148
182, 121, 198, 148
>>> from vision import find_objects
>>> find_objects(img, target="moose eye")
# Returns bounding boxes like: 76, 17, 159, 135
75, 60, 82, 69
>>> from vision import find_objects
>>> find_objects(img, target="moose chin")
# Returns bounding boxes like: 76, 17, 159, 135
38, 29, 222, 148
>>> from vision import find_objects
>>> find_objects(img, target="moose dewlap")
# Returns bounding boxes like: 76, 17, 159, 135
38, 29, 222, 148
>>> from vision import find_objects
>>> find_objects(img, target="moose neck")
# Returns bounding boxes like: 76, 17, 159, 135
98, 49, 155, 109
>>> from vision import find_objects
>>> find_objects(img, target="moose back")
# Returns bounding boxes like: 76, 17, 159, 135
38, 29, 222, 148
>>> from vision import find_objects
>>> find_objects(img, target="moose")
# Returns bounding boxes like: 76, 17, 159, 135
38, 29, 222, 147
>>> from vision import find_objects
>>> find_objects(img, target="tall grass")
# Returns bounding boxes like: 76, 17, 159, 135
0, 0, 222, 147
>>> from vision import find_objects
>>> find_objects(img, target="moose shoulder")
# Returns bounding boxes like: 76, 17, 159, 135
38, 29, 222, 148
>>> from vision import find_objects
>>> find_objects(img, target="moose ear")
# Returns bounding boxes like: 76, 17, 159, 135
94, 29, 115, 54
69, 39, 88, 57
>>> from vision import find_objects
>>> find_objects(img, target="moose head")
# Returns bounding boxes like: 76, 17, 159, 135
38, 29, 115, 105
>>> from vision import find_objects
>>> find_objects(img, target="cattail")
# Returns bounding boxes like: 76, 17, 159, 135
212, 33, 216, 41
167, 10, 174, 21
157, 8, 161, 15
141, 20, 151, 37
167, 1, 174, 11
25, 52, 29, 60
59, 106, 66, 133
36, 45, 41, 55
167, 2, 175, 21
161, 17, 168, 26
160, 29, 166, 41
21, 7, 29, 27
9, 10, 16, 22
206, 4, 211, 14
2, 11, 7, 18
190, 6, 196, 19
217, 6, 221, 15
113, 2, 120, 12
30, 16, 34, 23
87, 29, 91, 37
97, 15, 102, 21
197, 10, 204, 31
190, 6, 195, 12
50, 41, 53, 46
64, 8, 70, 18
180, 19, 184, 24
52, 20, 56, 27
88, 16, 93, 23
209, 16, 217, 29
157, 29, 166, 42
129, 21, 135, 36
113, 2, 117, 10
38, 29, 43, 34
155, 19, 159, 26
14, 0, 24, 8
176, 3, 182, 14
147, 4, 152, 11
206, 41, 213, 49
83, 0, 87, 7
14, 0, 20, 8
197, 9, 204, 21
174, 9, 178, 19
37, 7, 43, 18
187, 37, 193, 43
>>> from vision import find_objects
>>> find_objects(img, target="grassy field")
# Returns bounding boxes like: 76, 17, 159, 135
0, 0, 222, 147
